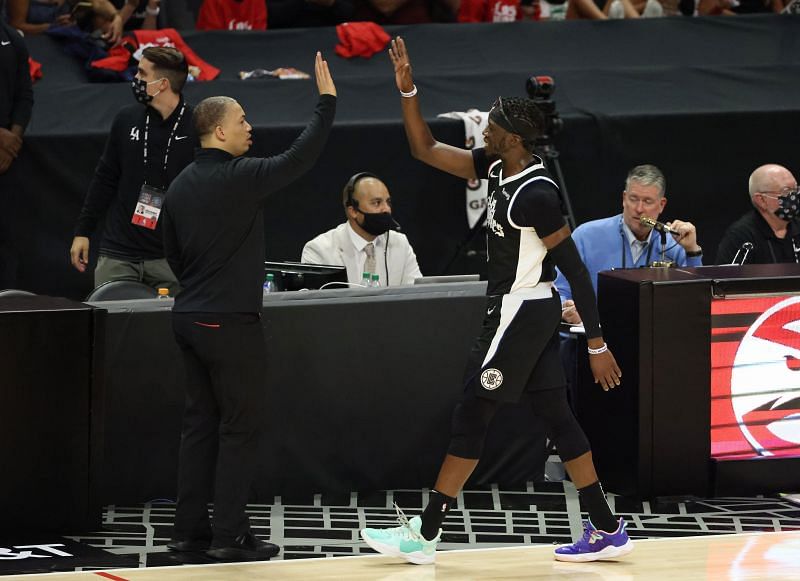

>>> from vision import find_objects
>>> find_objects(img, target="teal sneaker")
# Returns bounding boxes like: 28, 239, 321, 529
360, 504, 441, 565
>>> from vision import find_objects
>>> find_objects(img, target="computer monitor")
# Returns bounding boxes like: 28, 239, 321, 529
264, 261, 347, 291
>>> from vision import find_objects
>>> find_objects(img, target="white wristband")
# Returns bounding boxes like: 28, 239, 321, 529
146, 5, 160, 15
400, 85, 417, 98
587, 343, 608, 355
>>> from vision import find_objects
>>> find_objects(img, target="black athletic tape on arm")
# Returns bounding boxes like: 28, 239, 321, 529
548, 236, 602, 339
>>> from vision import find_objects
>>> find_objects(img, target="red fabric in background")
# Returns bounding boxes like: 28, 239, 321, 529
196, 0, 268, 31
351, 0, 433, 24
458, 0, 522, 22
91, 29, 220, 80
28, 57, 43, 82
335, 22, 390, 59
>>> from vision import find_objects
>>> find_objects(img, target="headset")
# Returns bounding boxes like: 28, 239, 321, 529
344, 171, 380, 209
343, 171, 391, 286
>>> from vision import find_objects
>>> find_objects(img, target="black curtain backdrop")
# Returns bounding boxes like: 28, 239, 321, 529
9, 15, 800, 299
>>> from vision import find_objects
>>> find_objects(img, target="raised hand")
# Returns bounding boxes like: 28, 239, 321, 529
314, 51, 336, 97
388, 36, 414, 94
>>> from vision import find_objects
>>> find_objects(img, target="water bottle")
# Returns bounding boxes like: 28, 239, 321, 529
362, 272, 371, 287
371, 273, 381, 288
157, 287, 170, 300
263, 273, 277, 295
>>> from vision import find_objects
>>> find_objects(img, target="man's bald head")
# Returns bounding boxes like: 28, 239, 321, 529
749, 164, 796, 199
748, 164, 798, 225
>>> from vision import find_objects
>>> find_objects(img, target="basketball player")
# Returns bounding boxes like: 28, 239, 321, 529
360, 37, 633, 564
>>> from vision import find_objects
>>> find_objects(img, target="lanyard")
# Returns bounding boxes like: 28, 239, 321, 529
620, 230, 654, 268
766, 237, 800, 264
142, 102, 186, 187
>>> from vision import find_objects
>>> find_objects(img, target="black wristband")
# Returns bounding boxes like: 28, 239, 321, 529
686, 249, 703, 258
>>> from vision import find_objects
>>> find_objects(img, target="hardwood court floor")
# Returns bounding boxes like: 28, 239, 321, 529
7, 531, 799, 581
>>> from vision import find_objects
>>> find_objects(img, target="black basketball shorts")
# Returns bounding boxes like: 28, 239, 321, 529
463, 289, 565, 402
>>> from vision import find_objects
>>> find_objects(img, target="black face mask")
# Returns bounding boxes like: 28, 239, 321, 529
775, 189, 800, 221
358, 211, 396, 236
131, 78, 159, 105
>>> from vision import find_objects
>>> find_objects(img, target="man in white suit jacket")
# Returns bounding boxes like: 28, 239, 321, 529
301, 172, 422, 286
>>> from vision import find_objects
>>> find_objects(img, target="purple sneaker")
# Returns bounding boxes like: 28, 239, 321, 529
554, 518, 634, 562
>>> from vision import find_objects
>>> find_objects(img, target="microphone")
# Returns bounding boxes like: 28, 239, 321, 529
640, 216, 679, 236
390, 216, 402, 232
731, 241, 753, 265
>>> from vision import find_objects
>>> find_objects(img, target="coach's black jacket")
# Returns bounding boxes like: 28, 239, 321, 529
0, 21, 33, 134
163, 94, 336, 314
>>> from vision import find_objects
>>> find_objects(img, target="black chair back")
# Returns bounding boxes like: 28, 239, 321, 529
85, 281, 158, 301
0, 289, 36, 298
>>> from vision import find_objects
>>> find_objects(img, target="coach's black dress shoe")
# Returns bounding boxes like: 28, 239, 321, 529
206, 532, 280, 561
167, 538, 211, 552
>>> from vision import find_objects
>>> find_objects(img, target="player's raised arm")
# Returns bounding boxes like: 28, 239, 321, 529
389, 37, 477, 181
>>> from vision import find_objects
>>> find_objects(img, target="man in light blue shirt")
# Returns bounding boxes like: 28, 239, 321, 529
556, 165, 703, 324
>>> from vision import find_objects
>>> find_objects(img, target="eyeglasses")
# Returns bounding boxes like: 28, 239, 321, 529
759, 186, 799, 200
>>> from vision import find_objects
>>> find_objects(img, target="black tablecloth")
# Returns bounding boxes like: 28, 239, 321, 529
94, 283, 550, 503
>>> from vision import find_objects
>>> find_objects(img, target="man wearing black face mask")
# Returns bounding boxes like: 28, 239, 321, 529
717, 164, 800, 265
301, 172, 422, 286
70, 47, 197, 295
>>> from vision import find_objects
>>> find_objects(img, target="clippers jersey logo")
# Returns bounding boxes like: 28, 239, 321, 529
480, 368, 503, 390
711, 296, 800, 459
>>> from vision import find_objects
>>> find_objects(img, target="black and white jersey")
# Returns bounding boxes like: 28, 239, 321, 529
473, 148, 565, 297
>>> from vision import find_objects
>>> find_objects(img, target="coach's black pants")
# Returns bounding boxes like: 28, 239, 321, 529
171, 312, 266, 547
0, 165, 21, 290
